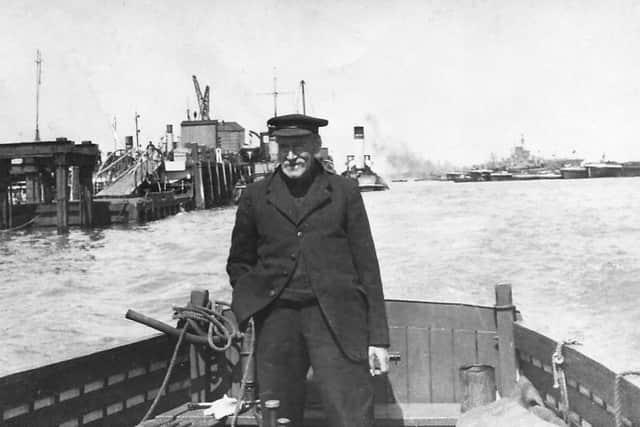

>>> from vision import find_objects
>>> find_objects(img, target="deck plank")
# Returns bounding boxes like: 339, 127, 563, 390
226, 403, 460, 426
386, 300, 496, 331
452, 329, 478, 401
407, 327, 431, 403
429, 328, 455, 402
388, 326, 409, 402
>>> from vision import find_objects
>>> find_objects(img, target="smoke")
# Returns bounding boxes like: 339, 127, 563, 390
363, 114, 457, 179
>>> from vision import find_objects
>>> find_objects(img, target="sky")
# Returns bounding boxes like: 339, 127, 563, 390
2, 0, 640, 173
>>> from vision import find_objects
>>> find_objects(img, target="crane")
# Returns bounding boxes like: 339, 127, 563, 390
192, 75, 211, 120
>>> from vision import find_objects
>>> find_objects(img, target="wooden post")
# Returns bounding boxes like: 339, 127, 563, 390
206, 152, 215, 207
55, 156, 69, 233
79, 165, 93, 228
25, 173, 41, 203
264, 400, 280, 427
188, 290, 210, 403
7, 183, 12, 228
0, 160, 9, 229
191, 145, 205, 210
239, 318, 256, 403
495, 284, 517, 397
215, 162, 222, 202
221, 161, 228, 202
70, 166, 81, 201
459, 365, 496, 412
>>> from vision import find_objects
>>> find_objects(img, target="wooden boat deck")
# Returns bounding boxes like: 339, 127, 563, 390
142, 402, 460, 426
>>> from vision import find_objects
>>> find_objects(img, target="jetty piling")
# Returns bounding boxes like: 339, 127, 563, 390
0, 159, 10, 229
191, 144, 205, 210
0, 139, 100, 233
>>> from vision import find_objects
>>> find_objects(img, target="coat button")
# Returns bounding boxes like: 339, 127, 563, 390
282, 270, 288, 276
297, 231, 302, 237
269, 289, 276, 297
290, 253, 297, 260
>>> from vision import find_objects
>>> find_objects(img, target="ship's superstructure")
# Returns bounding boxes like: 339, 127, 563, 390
342, 126, 388, 191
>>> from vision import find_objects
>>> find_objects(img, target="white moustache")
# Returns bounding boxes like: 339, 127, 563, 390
284, 159, 306, 166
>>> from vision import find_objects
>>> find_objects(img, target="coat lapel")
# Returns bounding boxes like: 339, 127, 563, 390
296, 172, 331, 225
265, 171, 298, 225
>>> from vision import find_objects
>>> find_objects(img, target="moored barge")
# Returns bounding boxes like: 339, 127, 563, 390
584, 162, 623, 178
559, 167, 588, 179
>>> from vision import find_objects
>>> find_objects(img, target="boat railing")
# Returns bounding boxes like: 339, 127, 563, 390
0, 334, 201, 427
515, 323, 640, 426
95, 149, 136, 181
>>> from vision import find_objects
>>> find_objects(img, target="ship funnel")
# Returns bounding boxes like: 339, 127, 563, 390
268, 135, 278, 162
125, 136, 134, 151
354, 126, 365, 169
166, 124, 174, 152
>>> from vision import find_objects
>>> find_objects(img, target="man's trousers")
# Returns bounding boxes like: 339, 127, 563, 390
254, 301, 374, 427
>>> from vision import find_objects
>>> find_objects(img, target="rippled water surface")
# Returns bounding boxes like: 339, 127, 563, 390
2, 177, 640, 375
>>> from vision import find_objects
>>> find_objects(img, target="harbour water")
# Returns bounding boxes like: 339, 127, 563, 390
1, 177, 640, 376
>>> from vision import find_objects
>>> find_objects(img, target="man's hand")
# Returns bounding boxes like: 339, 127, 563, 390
368, 346, 389, 376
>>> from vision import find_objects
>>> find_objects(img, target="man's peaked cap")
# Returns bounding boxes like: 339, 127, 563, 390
268, 114, 328, 138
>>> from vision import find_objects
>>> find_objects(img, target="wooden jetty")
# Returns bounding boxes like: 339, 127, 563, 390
0, 139, 241, 233
0, 138, 100, 233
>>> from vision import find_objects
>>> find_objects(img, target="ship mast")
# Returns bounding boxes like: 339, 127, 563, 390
300, 80, 306, 115
111, 116, 118, 151
272, 76, 280, 117
34, 50, 42, 141
135, 112, 140, 150
258, 71, 292, 117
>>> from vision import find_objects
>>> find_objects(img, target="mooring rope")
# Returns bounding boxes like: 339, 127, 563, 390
137, 300, 249, 425
0, 215, 39, 233
551, 339, 580, 424
614, 370, 640, 427
139, 324, 188, 424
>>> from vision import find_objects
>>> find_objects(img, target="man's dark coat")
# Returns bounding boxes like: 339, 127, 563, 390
227, 166, 389, 360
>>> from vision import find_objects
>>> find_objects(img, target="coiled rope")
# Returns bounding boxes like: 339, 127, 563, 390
138, 300, 245, 424
614, 370, 640, 427
173, 301, 239, 352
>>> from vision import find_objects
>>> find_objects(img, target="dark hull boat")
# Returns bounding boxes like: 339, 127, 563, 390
559, 167, 588, 179
2, 284, 640, 427
584, 163, 623, 178
342, 167, 389, 192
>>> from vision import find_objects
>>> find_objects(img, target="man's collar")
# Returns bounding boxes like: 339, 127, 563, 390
266, 161, 332, 225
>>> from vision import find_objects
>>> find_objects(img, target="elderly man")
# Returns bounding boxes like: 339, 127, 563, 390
227, 114, 389, 427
